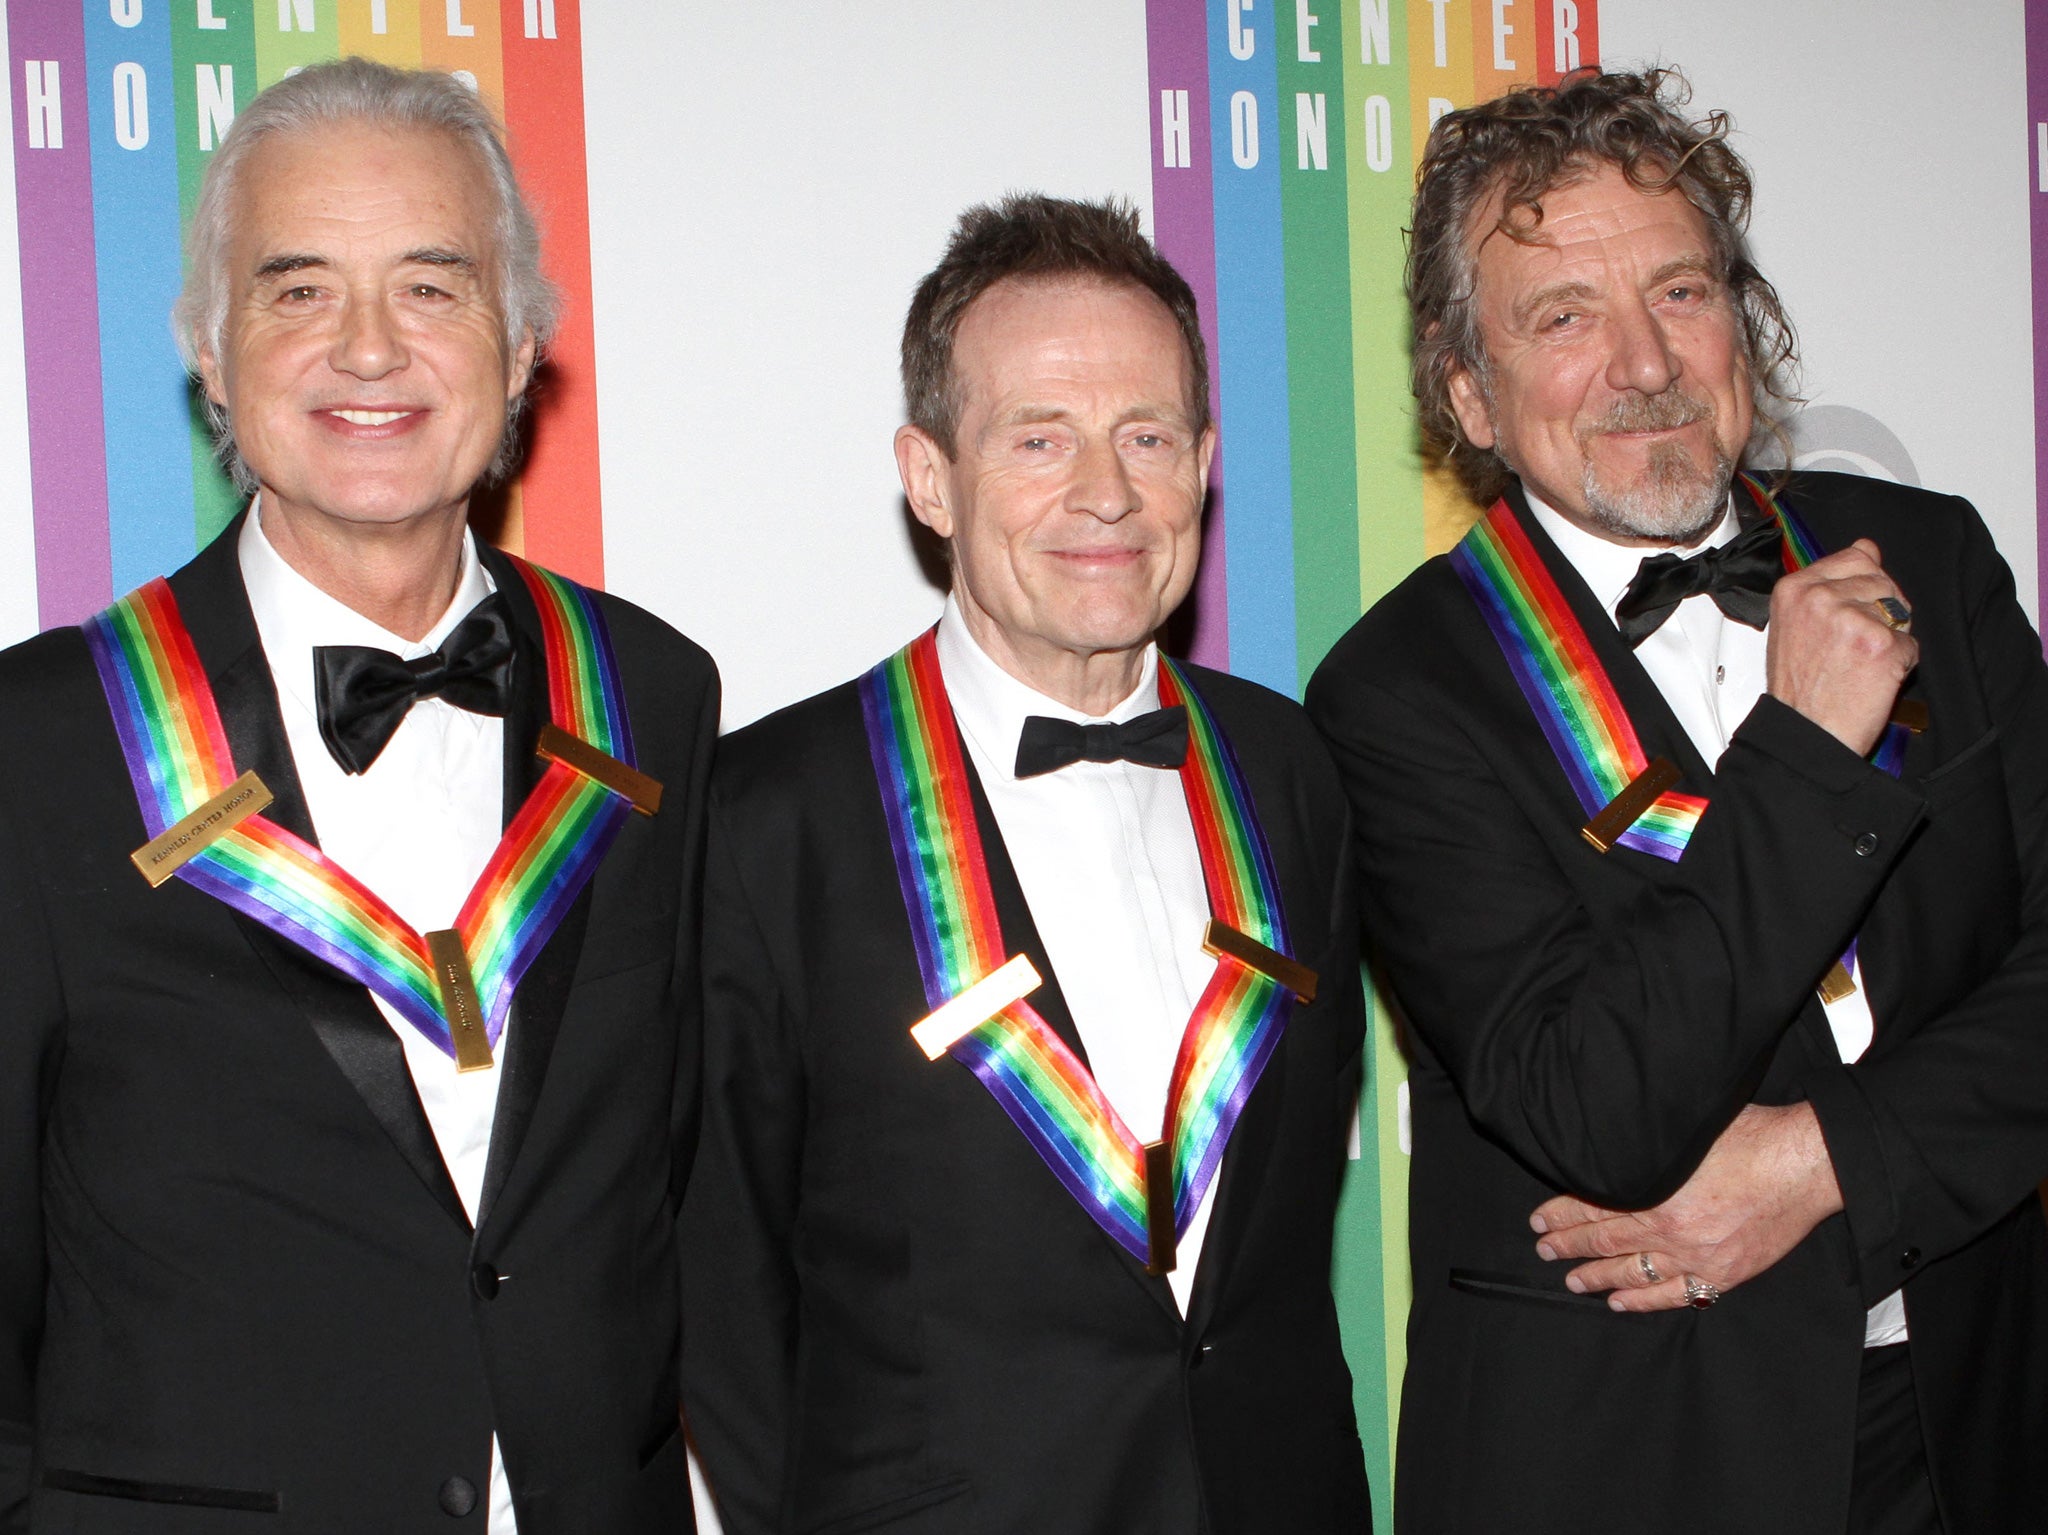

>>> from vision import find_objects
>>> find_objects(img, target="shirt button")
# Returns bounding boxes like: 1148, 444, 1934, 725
439, 1476, 478, 1517
1854, 832, 1880, 857
1716, 665, 1726, 685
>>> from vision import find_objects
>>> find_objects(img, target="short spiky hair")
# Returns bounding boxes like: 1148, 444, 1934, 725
901, 193, 1210, 455
1408, 66, 1799, 500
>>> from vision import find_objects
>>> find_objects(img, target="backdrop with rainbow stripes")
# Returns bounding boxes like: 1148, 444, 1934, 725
6, 0, 602, 630
1142, 1, 1600, 1514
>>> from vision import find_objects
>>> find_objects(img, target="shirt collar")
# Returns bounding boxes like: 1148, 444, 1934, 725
934, 594, 1162, 786
238, 497, 497, 716
1524, 485, 1741, 624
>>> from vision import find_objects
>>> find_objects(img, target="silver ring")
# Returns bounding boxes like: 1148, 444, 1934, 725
1875, 596, 1912, 632
1636, 1252, 1664, 1284
1683, 1275, 1722, 1310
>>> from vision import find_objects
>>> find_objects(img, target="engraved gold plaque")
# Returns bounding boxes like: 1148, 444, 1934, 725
1143, 1139, 1177, 1276
536, 723, 662, 816
1581, 757, 1682, 853
909, 954, 1043, 1060
426, 928, 495, 1073
131, 770, 273, 887
1202, 919, 1319, 1003
1817, 960, 1858, 1006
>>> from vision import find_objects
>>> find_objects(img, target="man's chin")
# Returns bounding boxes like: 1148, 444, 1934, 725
1580, 463, 1732, 544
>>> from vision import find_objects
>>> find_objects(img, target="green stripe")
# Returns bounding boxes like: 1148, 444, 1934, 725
1277, 10, 1361, 695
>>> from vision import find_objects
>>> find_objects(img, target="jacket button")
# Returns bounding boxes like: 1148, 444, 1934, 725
439, 1476, 478, 1517
470, 1261, 500, 1300
1854, 832, 1880, 857
1187, 1343, 1212, 1371
1900, 1246, 1922, 1270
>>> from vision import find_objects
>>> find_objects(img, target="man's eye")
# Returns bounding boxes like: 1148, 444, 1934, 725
1020, 436, 1054, 451
282, 285, 321, 302
1666, 285, 1699, 303
410, 283, 450, 300
1544, 310, 1580, 330
1129, 432, 1166, 450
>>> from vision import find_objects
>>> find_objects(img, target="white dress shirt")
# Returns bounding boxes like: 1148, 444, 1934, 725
1530, 491, 1906, 1346
240, 505, 522, 1530
936, 599, 1220, 1314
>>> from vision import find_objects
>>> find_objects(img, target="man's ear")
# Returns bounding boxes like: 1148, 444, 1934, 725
1194, 423, 1217, 501
1446, 362, 1497, 451
507, 326, 537, 401
895, 424, 955, 540
196, 341, 228, 409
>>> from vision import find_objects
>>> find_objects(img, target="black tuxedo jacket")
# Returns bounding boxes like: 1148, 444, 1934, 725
679, 655, 1371, 1535
0, 517, 718, 1532
1306, 473, 2048, 1534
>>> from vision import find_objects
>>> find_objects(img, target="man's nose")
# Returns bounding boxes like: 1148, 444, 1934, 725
1604, 298, 1681, 396
330, 291, 408, 380
1067, 437, 1140, 522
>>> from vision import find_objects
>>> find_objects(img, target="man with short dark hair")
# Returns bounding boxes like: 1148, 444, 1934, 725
1308, 67, 2048, 1533
0, 60, 715, 1531
681, 194, 1370, 1534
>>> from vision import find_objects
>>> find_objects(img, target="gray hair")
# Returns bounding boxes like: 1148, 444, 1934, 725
173, 57, 559, 489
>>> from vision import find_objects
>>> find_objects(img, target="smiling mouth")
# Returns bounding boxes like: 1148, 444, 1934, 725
326, 408, 417, 426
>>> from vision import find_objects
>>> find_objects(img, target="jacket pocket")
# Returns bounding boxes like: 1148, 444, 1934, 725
40, 1468, 279, 1513
1447, 1268, 1627, 1314
800, 1477, 973, 1535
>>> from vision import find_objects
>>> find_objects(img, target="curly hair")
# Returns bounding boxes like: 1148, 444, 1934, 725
901, 193, 1209, 455
1408, 66, 1799, 500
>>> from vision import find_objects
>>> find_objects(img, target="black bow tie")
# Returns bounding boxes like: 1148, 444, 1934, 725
1014, 706, 1189, 779
1613, 517, 1783, 647
313, 593, 515, 775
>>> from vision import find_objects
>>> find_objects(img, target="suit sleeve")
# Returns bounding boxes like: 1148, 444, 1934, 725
1806, 500, 2048, 1301
0, 790, 63, 1530
679, 793, 805, 1535
670, 672, 721, 1207
1307, 630, 1924, 1209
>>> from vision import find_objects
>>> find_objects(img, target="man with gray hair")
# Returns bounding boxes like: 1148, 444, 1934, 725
0, 59, 716, 1531
1308, 67, 2048, 1533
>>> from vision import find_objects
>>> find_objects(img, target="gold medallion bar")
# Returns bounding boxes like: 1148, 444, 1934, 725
536, 723, 663, 816
426, 928, 495, 1073
909, 954, 1044, 1060
1202, 920, 1319, 1003
1580, 757, 1682, 853
1890, 699, 1929, 735
1817, 960, 1858, 1006
1143, 1139, 1177, 1276
131, 770, 273, 888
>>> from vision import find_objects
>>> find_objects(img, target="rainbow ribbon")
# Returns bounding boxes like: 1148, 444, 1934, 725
859, 631, 1294, 1264
84, 558, 637, 1064
1451, 474, 1905, 862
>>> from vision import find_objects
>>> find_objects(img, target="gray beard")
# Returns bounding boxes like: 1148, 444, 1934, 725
1579, 439, 1734, 545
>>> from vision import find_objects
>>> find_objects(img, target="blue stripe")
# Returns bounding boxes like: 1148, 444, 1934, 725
85, 2, 198, 590
1207, 1, 1296, 695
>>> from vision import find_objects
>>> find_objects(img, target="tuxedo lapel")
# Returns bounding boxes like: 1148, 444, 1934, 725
169, 515, 469, 1229
1507, 488, 1721, 806
1178, 684, 1292, 1336
960, 752, 1182, 1324
472, 544, 592, 1229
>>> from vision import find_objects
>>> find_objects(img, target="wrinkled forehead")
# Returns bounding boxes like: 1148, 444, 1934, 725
227, 118, 500, 259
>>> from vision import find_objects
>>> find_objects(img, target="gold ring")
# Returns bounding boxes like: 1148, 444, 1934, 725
1875, 596, 1912, 632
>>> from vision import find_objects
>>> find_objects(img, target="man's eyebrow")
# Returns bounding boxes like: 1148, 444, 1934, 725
404, 248, 479, 272
253, 253, 326, 279
1512, 279, 1596, 329
1646, 254, 1716, 287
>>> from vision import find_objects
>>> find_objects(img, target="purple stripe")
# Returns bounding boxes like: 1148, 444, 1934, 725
955, 1026, 1151, 1262
1451, 543, 1610, 814
83, 611, 172, 832
2030, 2, 2048, 640
1146, 0, 1226, 670
859, 658, 948, 1008
1174, 982, 1287, 1225
10, 6, 111, 626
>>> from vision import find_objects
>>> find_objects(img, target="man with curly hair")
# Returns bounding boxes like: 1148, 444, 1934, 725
1309, 67, 2048, 1533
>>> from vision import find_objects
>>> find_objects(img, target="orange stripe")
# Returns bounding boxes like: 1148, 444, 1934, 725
497, 0, 603, 585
